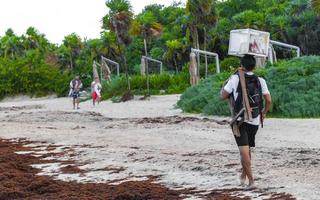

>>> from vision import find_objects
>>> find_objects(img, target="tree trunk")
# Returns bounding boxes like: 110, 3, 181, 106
123, 55, 131, 91
113, 15, 130, 91
70, 54, 73, 70
191, 26, 197, 49
204, 27, 208, 78
174, 56, 178, 74
143, 38, 148, 56
144, 38, 150, 96
196, 29, 200, 78
117, 43, 131, 91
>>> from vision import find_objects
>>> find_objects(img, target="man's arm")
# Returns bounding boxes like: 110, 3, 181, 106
221, 89, 231, 100
221, 76, 234, 100
262, 94, 272, 119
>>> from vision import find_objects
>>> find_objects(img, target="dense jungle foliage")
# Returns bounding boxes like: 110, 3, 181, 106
0, 0, 320, 100
177, 56, 320, 118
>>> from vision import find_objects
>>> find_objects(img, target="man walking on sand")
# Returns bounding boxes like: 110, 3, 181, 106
70, 75, 83, 109
221, 55, 272, 188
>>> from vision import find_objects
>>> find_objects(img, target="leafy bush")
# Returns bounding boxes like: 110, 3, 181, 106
177, 56, 320, 118
198, 63, 218, 77
0, 56, 71, 100
220, 57, 240, 72
102, 72, 190, 99
177, 72, 231, 115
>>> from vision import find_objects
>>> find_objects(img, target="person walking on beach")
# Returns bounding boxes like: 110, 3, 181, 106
91, 77, 102, 106
221, 55, 272, 188
69, 75, 83, 109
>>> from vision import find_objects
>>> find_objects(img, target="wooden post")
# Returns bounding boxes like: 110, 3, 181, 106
189, 52, 198, 85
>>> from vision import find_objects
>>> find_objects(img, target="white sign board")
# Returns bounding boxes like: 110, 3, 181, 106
228, 29, 270, 57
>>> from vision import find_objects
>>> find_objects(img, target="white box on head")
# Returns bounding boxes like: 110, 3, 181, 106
228, 29, 270, 57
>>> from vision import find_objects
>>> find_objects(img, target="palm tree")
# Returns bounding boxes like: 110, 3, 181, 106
130, 10, 162, 95
24, 27, 49, 53
186, 0, 216, 74
103, 0, 133, 92
86, 39, 103, 61
164, 39, 183, 73
311, 0, 320, 13
130, 11, 162, 57
100, 31, 119, 60
0, 29, 22, 59
63, 33, 83, 70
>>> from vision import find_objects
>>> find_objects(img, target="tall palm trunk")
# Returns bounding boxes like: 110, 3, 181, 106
144, 37, 150, 96
123, 56, 130, 90
4, 49, 8, 59
117, 43, 130, 90
69, 55, 73, 70
174, 56, 178, 74
204, 27, 208, 78
196, 29, 200, 78
143, 38, 148, 56
112, 18, 131, 91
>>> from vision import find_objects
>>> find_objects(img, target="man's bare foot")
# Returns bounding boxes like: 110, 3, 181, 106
240, 174, 246, 185
247, 182, 256, 189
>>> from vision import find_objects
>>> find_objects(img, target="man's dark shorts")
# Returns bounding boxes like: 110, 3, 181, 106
234, 122, 259, 147
71, 91, 80, 99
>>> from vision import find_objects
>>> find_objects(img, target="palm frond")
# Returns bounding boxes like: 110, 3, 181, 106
311, 0, 320, 13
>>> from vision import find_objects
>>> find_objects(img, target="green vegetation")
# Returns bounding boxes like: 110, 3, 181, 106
1, 0, 320, 103
0, 55, 70, 99
177, 56, 320, 118
102, 73, 189, 99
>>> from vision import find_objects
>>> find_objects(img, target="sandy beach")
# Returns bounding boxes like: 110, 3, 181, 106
0, 95, 319, 199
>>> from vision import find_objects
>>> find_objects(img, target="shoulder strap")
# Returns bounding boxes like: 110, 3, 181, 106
238, 68, 252, 121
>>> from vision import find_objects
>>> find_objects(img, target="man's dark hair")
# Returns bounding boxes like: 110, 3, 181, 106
241, 54, 256, 71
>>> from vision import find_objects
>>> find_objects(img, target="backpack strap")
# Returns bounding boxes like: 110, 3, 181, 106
238, 68, 253, 121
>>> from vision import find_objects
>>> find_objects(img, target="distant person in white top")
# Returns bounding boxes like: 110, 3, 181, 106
69, 75, 83, 110
91, 77, 102, 106
221, 54, 272, 188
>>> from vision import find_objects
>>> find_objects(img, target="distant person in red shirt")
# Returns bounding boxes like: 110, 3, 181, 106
91, 77, 102, 106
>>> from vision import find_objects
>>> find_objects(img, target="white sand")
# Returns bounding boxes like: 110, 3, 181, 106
0, 95, 319, 199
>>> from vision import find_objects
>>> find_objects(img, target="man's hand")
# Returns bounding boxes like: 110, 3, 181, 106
261, 111, 267, 121
262, 94, 272, 121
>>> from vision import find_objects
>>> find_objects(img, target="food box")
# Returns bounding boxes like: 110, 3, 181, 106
228, 29, 270, 57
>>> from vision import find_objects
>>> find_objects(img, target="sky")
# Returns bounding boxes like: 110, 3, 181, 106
0, 0, 186, 44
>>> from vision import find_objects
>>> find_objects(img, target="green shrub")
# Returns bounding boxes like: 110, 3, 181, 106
220, 57, 240, 72
102, 72, 190, 99
177, 72, 231, 115
198, 63, 218, 77
0, 56, 71, 100
133, 64, 141, 74
177, 56, 320, 118
102, 76, 127, 99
